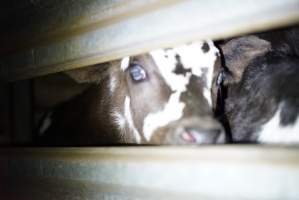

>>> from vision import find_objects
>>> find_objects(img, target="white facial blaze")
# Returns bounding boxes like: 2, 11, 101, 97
258, 106, 299, 144
143, 92, 185, 141
143, 40, 218, 141
124, 96, 141, 143
121, 57, 130, 71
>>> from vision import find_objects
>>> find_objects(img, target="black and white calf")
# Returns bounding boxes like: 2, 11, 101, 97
40, 40, 225, 145
217, 27, 299, 144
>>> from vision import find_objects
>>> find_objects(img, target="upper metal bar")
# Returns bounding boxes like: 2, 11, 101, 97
0, 0, 299, 81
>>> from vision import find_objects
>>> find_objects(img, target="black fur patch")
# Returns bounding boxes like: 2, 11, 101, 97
202, 42, 210, 53
280, 99, 299, 126
173, 54, 191, 76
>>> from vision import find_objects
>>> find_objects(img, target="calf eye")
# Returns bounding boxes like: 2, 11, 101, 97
129, 64, 147, 82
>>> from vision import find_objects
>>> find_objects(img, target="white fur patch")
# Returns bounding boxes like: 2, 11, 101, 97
202, 40, 219, 106
39, 112, 53, 135
258, 106, 299, 144
121, 57, 130, 71
111, 110, 126, 132
124, 96, 141, 143
143, 92, 185, 141
203, 88, 212, 106
109, 75, 117, 93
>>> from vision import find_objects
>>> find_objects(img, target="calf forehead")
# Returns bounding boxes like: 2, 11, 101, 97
142, 41, 219, 140
149, 40, 219, 92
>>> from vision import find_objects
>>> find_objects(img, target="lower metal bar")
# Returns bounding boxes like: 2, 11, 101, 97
1, 146, 299, 199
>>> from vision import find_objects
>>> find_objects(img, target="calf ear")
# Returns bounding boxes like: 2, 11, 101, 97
64, 62, 113, 83
221, 36, 271, 84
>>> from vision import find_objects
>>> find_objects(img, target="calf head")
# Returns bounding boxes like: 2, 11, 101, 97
67, 40, 225, 145
217, 32, 299, 143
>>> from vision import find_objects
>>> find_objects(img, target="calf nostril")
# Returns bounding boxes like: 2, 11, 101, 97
181, 131, 197, 143
180, 127, 223, 144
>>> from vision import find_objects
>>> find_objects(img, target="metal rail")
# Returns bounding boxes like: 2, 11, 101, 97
0, 0, 299, 81
1, 146, 299, 199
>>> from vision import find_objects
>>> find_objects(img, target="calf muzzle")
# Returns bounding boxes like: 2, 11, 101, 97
150, 116, 226, 145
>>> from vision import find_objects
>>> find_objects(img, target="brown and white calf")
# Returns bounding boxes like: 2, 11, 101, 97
40, 40, 225, 145
216, 27, 299, 144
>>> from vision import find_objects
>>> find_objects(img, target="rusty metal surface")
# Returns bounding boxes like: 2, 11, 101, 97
0, 0, 299, 81
1, 146, 299, 199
